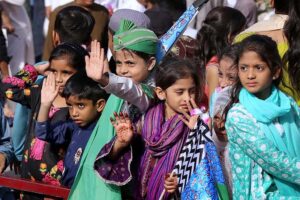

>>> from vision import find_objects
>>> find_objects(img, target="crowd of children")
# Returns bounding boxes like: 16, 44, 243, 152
0, 0, 299, 199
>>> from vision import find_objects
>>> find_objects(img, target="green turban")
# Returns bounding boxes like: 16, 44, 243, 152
113, 19, 158, 55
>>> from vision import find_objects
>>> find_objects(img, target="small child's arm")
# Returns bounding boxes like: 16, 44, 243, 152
109, 112, 134, 159
0, 64, 39, 106
37, 72, 59, 122
94, 112, 134, 186
35, 72, 74, 144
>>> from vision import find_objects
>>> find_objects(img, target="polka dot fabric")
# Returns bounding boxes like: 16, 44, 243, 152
225, 103, 300, 199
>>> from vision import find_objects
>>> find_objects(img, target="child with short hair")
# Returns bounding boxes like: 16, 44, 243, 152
225, 35, 300, 198
35, 73, 109, 188
95, 57, 229, 200
12, 6, 97, 166
69, 20, 158, 200
0, 42, 88, 199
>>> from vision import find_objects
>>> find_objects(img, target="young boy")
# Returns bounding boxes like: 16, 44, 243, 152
35, 73, 109, 188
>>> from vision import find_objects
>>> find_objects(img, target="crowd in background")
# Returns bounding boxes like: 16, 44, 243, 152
0, 0, 299, 199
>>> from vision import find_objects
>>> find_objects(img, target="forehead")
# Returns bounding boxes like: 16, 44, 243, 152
219, 57, 236, 71
66, 95, 93, 104
115, 50, 138, 61
170, 77, 195, 89
239, 51, 265, 64
50, 59, 75, 71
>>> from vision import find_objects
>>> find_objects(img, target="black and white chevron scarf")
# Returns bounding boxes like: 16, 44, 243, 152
173, 119, 212, 192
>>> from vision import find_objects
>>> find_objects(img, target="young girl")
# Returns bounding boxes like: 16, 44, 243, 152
197, 6, 246, 101
209, 44, 239, 117
68, 20, 158, 200
225, 35, 300, 198
95, 57, 229, 200
0, 42, 88, 198
209, 44, 239, 196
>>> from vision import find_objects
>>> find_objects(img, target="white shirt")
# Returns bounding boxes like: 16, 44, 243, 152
44, 0, 72, 11
226, 0, 237, 8
117, 0, 145, 12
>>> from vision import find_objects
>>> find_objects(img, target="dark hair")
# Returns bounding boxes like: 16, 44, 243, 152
283, 0, 300, 94
62, 73, 109, 104
274, 0, 289, 14
218, 43, 240, 69
197, 6, 246, 68
49, 42, 88, 73
54, 6, 95, 45
145, 9, 173, 37
155, 57, 203, 104
224, 35, 283, 119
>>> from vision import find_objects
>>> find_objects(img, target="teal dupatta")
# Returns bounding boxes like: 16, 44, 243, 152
239, 86, 300, 196
68, 95, 123, 200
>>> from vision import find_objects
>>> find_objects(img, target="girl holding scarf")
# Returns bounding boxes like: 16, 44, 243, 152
225, 34, 300, 199
95, 57, 229, 200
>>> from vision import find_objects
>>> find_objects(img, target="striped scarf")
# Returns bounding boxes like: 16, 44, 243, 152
139, 103, 189, 200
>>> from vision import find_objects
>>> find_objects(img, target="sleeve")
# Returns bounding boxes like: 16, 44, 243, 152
225, 105, 300, 185
12, 104, 29, 161
0, 27, 9, 63
94, 137, 133, 186
35, 120, 75, 145
2, 0, 25, 6
0, 106, 13, 163
102, 72, 153, 112
0, 64, 38, 107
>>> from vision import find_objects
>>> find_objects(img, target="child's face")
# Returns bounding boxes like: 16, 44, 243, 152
213, 113, 228, 142
49, 59, 77, 94
238, 51, 276, 99
66, 95, 104, 127
157, 77, 196, 118
115, 50, 155, 83
218, 57, 237, 89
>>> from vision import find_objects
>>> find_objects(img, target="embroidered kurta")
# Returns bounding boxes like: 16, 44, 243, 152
225, 103, 300, 199
0, 65, 69, 199
35, 120, 96, 188
95, 103, 228, 200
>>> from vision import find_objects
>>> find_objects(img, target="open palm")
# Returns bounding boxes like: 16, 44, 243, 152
85, 40, 105, 82
41, 72, 59, 106
111, 112, 133, 145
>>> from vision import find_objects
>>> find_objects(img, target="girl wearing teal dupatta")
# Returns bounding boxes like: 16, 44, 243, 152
68, 21, 158, 200
225, 34, 300, 199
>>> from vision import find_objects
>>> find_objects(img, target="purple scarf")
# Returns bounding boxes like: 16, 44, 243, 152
139, 103, 189, 200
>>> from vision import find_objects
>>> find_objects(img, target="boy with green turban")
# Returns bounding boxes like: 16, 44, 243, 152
68, 20, 158, 200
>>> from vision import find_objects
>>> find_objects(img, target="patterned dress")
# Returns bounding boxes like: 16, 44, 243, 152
0, 65, 68, 199
225, 103, 300, 199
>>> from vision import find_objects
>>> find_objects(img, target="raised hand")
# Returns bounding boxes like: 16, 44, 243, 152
179, 98, 201, 129
41, 72, 59, 107
85, 40, 105, 83
110, 112, 133, 148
